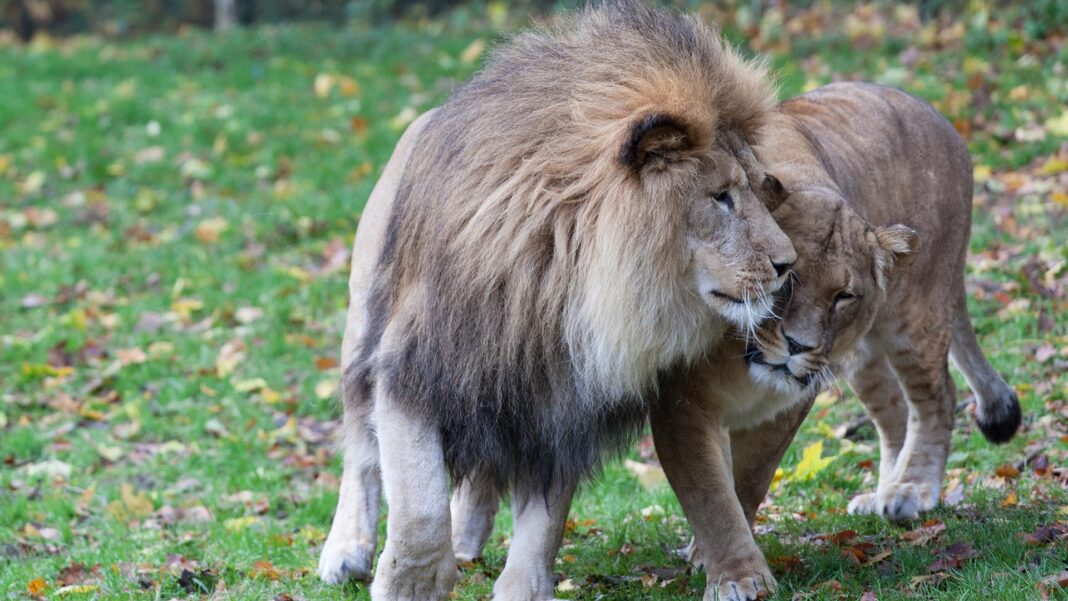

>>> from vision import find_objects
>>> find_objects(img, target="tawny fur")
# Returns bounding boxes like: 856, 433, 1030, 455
654, 84, 1021, 601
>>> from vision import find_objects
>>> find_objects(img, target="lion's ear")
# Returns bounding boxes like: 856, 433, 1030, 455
874, 224, 919, 282
620, 113, 693, 173
760, 173, 788, 211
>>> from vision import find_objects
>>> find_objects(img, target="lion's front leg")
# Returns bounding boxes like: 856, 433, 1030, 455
651, 399, 775, 601
491, 476, 576, 601
371, 386, 457, 601
318, 398, 381, 584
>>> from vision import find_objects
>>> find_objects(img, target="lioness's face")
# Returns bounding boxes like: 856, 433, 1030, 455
746, 193, 917, 393
684, 144, 797, 329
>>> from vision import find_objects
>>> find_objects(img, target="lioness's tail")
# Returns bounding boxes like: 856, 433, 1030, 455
949, 309, 1022, 444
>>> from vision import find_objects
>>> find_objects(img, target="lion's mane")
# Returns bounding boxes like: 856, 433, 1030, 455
355, 1, 777, 489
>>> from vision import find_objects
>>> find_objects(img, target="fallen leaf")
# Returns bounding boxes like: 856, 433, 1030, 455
315, 378, 338, 399
23, 459, 72, 479
55, 585, 99, 596
195, 217, 228, 244
1046, 110, 1068, 137
1023, 524, 1067, 545
928, 541, 976, 571
251, 560, 281, 580
315, 356, 339, 371
1038, 571, 1068, 599
27, 577, 48, 595
624, 459, 667, 489
224, 516, 259, 532
117, 483, 154, 518
461, 38, 486, 64
901, 519, 946, 546
791, 440, 835, 481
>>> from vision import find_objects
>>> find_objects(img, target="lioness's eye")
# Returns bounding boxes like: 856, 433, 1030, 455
713, 190, 735, 210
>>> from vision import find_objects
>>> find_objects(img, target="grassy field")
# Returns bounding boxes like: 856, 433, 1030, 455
2, 3, 1067, 600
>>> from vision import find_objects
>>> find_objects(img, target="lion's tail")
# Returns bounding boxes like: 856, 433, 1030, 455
948, 308, 1022, 444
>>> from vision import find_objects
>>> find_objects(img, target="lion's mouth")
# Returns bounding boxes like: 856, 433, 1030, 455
707, 290, 744, 304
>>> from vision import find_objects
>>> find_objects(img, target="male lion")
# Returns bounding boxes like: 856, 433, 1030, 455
655, 82, 1021, 600
317, 4, 796, 600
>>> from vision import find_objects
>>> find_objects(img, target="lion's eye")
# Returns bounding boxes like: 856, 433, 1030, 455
832, 291, 856, 310
713, 190, 734, 210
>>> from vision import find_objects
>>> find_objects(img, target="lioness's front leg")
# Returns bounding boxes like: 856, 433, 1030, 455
652, 398, 775, 601
730, 396, 814, 524
491, 477, 576, 601
371, 386, 457, 601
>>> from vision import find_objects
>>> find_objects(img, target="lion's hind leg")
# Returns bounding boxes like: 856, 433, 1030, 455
491, 477, 576, 601
450, 472, 501, 563
371, 385, 457, 601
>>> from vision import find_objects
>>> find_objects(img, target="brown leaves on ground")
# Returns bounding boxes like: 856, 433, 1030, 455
927, 541, 978, 572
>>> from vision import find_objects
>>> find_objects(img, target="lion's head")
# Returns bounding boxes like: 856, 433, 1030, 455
362, 1, 797, 486
745, 190, 918, 394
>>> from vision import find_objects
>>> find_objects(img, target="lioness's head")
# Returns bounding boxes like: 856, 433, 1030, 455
745, 190, 918, 393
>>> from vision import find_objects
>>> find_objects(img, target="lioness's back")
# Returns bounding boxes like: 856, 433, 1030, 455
781, 82, 972, 281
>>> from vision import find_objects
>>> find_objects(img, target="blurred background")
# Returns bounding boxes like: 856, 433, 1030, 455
1, 1, 1066, 600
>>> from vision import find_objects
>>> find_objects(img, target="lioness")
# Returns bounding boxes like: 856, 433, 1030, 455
318, 4, 796, 600
654, 82, 1021, 600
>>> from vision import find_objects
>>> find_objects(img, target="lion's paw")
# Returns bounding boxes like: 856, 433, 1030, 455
875, 482, 938, 522
318, 535, 374, 585
491, 567, 557, 601
711, 573, 776, 601
846, 492, 879, 516
370, 542, 457, 601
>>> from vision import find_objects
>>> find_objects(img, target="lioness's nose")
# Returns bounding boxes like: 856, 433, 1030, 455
772, 261, 794, 277
785, 335, 814, 355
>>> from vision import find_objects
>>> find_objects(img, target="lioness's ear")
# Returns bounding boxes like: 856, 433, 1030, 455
620, 113, 692, 173
874, 224, 920, 276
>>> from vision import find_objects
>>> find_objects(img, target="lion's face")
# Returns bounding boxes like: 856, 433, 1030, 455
745, 192, 918, 394
683, 143, 798, 330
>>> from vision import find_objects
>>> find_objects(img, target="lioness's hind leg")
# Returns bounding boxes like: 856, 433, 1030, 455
319, 370, 381, 584
491, 477, 576, 601
877, 336, 956, 522
371, 387, 457, 601
450, 472, 501, 563
846, 352, 909, 516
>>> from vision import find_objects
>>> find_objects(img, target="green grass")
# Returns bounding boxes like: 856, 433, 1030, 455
2, 4, 1067, 600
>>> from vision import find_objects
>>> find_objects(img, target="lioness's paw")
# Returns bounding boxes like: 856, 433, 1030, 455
846, 492, 878, 516
875, 482, 938, 522
318, 536, 373, 585
371, 542, 457, 601
711, 573, 776, 601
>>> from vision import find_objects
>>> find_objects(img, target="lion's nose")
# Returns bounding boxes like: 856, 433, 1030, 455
785, 335, 814, 355
772, 261, 794, 277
